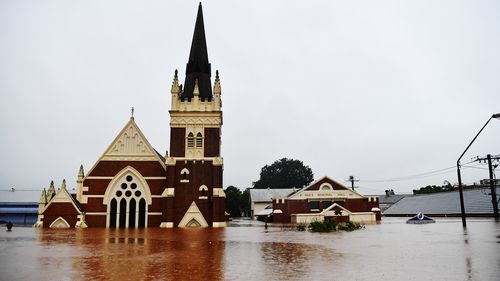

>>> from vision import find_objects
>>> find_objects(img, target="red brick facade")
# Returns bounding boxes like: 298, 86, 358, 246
272, 176, 381, 224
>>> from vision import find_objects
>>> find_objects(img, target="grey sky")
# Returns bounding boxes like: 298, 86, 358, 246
1, 0, 499, 195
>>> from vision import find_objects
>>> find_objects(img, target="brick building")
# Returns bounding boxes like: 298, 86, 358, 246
272, 176, 381, 224
35, 3, 226, 228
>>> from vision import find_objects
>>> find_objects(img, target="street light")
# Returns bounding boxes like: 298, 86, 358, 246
457, 113, 500, 228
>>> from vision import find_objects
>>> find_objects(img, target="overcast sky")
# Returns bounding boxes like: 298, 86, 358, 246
1, 0, 499, 195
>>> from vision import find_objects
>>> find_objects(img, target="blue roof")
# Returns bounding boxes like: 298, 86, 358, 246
0, 207, 38, 214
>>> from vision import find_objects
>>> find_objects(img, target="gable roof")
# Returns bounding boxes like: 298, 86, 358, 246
290, 176, 366, 199
44, 185, 82, 213
249, 188, 297, 203
85, 117, 166, 177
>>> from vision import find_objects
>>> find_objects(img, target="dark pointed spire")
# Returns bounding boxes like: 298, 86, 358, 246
182, 2, 212, 101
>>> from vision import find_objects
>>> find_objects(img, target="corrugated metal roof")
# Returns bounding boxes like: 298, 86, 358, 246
377, 194, 409, 204
384, 188, 500, 216
0, 207, 38, 214
249, 188, 296, 203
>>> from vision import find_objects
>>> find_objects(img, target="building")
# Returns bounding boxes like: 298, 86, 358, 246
249, 188, 296, 218
0, 188, 39, 225
373, 190, 409, 212
272, 176, 381, 224
383, 188, 500, 217
35, 3, 226, 228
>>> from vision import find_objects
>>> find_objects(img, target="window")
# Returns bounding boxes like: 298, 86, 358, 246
309, 201, 320, 211
187, 133, 194, 148
108, 174, 147, 229
199, 185, 208, 199
320, 183, 332, 191
196, 132, 203, 148
321, 201, 332, 209
180, 168, 190, 183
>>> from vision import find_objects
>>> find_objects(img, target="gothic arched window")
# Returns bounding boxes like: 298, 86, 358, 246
107, 173, 149, 228
196, 132, 203, 148
187, 132, 194, 148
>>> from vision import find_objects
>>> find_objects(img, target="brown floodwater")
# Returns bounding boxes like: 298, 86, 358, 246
0, 218, 499, 281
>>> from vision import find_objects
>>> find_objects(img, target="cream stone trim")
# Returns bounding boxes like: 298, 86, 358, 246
160, 222, 174, 228
161, 188, 175, 197
50, 217, 70, 228
273, 209, 283, 214
151, 195, 163, 198
86, 195, 104, 198
321, 203, 352, 216
100, 156, 161, 161
75, 221, 88, 228
290, 179, 365, 200
212, 222, 226, 227
166, 157, 176, 165
320, 183, 333, 191
148, 212, 162, 215
178, 201, 209, 228
84, 117, 166, 178
103, 166, 152, 205
86, 212, 107, 215
33, 215, 44, 228
212, 188, 226, 198
85, 176, 115, 180
170, 116, 222, 127
43, 186, 82, 215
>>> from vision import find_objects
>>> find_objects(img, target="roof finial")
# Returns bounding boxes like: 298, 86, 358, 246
215, 70, 219, 80
61, 179, 67, 190
174, 69, 178, 79
78, 164, 85, 179
131, 107, 134, 119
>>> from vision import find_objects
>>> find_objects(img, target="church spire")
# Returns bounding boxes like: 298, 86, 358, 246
182, 2, 212, 101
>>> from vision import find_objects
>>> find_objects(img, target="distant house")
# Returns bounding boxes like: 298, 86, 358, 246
0, 188, 40, 225
249, 188, 296, 219
272, 176, 381, 224
384, 187, 500, 217
373, 190, 410, 212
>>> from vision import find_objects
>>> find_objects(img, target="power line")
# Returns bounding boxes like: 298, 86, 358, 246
360, 160, 477, 183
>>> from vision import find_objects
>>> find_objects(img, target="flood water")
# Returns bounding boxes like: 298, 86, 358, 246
0, 218, 499, 281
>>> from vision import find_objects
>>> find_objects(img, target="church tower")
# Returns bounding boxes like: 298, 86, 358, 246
163, 3, 225, 227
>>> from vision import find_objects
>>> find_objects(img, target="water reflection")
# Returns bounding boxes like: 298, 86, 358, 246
36, 228, 225, 281
1, 218, 499, 281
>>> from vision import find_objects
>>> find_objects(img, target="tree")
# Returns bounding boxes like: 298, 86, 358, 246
253, 158, 314, 189
225, 186, 243, 217
224, 186, 251, 218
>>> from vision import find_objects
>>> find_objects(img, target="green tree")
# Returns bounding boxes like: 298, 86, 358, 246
225, 186, 243, 217
241, 188, 251, 217
253, 158, 314, 189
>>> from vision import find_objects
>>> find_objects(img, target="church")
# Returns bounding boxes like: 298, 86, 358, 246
34, 3, 226, 228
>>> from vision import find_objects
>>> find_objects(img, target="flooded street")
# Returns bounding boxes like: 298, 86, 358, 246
0, 218, 499, 281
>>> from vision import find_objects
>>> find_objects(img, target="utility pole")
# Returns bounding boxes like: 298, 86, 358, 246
474, 154, 500, 219
347, 175, 359, 191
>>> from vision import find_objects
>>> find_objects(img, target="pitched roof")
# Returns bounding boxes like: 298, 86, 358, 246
383, 188, 500, 216
85, 117, 166, 176
249, 188, 297, 203
182, 3, 212, 100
